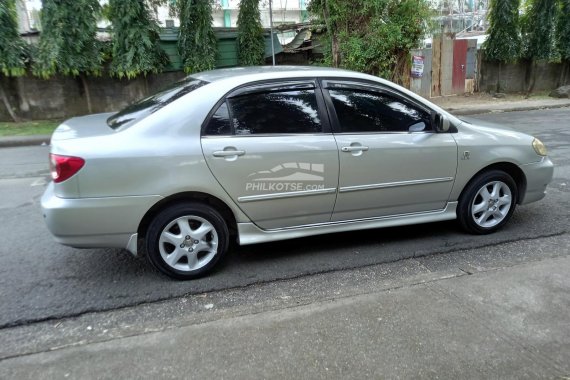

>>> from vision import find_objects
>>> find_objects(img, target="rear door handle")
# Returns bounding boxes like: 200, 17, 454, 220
341, 146, 369, 152
213, 150, 245, 157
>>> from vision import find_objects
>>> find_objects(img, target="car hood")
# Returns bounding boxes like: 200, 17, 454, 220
51, 112, 116, 142
459, 116, 515, 132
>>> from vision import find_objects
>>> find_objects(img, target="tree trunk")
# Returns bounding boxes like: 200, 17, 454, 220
322, 0, 340, 67
560, 60, 570, 86
80, 74, 93, 114
496, 61, 501, 93
0, 80, 21, 123
144, 76, 150, 97
331, 33, 340, 67
15, 76, 30, 113
525, 60, 537, 98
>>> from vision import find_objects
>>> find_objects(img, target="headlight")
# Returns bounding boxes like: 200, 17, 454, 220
532, 138, 547, 156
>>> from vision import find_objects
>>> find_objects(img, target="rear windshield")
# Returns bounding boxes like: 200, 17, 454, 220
107, 77, 208, 130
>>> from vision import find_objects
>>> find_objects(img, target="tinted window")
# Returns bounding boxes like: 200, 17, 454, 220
204, 102, 231, 136
107, 78, 208, 130
228, 89, 322, 135
329, 89, 431, 133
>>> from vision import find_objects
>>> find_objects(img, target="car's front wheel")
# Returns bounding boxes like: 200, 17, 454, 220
146, 202, 229, 280
458, 170, 518, 234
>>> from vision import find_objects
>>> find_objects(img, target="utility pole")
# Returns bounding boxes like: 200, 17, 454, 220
269, 0, 276, 66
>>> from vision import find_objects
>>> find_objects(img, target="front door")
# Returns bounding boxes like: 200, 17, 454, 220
201, 82, 339, 229
322, 82, 458, 222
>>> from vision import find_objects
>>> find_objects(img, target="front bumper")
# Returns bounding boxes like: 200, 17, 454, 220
519, 156, 554, 204
41, 182, 162, 252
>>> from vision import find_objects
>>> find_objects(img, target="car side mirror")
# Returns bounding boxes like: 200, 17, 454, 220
435, 114, 451, 133
408, 122, 426, 132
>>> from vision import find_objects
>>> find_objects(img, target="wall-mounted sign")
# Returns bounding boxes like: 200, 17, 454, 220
411, 55, 425, 78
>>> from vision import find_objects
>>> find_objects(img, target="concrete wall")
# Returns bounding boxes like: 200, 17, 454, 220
479, 60, 568, 93
0, 72, 185, 122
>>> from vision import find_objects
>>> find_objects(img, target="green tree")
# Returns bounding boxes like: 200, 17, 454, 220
0, 0, 27, 121
521, 0, 557, 94
483, 0, 521, 92
237, 0, 265, 66
308, 0, 432, 82
33, 0, 102, 113
556, 0, 570, 84
178, 0, 217, 73
109, 0, 168, 79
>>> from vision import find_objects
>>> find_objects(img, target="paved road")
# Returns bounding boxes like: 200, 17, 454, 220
0, 108, 568, 328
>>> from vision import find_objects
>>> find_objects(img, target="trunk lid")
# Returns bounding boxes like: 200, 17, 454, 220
51, 112, 116, 142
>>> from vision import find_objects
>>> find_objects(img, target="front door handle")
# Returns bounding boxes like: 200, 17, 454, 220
213, 149, 245, 157
341, 146, 369, 152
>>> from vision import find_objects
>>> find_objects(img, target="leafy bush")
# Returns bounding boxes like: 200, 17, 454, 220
0, 0, 26, 76
483, 0, 521, 62
308, 0, 432, 82
556, 0, 570, 60
33, 0, 102, 79
178, 0, 217, 74
109, 0, 169, 79
237, 0, 265, 66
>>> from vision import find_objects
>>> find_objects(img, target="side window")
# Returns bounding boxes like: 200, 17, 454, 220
329, 89, 431, 133
228, 89, 322, 135
204, 101, 231, 136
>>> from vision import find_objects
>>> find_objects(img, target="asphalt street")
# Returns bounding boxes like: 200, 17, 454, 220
0, 108, 568, 329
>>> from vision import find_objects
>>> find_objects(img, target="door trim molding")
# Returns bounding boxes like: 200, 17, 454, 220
238, 187, 337, 203
339, 177, 454, 193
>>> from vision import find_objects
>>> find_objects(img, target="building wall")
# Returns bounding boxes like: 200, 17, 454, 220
212, 0, 308, 43
479, 60, 568, 93
0, 72, 185, 122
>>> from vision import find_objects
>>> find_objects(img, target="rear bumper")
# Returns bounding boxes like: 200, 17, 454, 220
41, 182, 161, 251
519, 157, 554, 204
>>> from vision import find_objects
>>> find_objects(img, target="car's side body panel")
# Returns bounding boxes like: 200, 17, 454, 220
40, 66, 554, 258
331, 132, 458, 220
448, 121, 546, 202
237, 202, 459, 245
202, 135, 340, 229
41, 182, 161, 249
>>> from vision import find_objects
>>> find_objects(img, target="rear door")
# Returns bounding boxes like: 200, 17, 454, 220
322, 80, 458, 222
201, 80, 340, 229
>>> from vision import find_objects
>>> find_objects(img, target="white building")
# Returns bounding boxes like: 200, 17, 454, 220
17, 0, 309, 42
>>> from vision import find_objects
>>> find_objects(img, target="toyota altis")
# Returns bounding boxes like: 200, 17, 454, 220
41, 66, 554, 280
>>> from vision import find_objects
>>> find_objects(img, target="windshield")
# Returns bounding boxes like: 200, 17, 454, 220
107, 77, 209, 130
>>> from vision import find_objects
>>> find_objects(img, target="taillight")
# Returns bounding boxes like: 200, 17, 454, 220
49, 154, 85, 183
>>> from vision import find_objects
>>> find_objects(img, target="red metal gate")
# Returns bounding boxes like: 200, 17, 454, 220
452, 39, 468, 94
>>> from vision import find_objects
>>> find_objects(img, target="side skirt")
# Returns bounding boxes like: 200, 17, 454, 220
238, 202, 458, 245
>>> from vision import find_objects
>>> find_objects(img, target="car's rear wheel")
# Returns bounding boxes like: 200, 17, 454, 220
458, 170, 517, 234
146, 202, 229, 280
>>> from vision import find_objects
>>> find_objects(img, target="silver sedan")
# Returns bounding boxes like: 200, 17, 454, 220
41, 66, 554, 280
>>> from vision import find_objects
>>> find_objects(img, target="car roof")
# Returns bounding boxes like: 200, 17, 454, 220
182, 66, 457, 124
191, 66, 373, 83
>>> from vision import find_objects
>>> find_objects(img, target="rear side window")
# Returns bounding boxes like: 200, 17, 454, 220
329, 89, 431, 133
228, 89, 322, 135
204, 102, 231, 136
107, 77, 208, 130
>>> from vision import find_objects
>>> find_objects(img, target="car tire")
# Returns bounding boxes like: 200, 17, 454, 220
457, 170, 518, 235
146, 202, 229, 280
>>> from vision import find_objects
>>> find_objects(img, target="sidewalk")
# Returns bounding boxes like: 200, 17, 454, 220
0, 135, 50, 148
1, 233, 568, 379
430, 93, 570, 116
1, 95, 569, 149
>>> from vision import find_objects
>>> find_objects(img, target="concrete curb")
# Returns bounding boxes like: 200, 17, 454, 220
0, 103, 568, 148
0, 135, 51, 148
447, 102, 570, 116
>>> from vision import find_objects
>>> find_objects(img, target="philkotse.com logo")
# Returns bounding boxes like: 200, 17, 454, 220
245, 162, 325, 192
